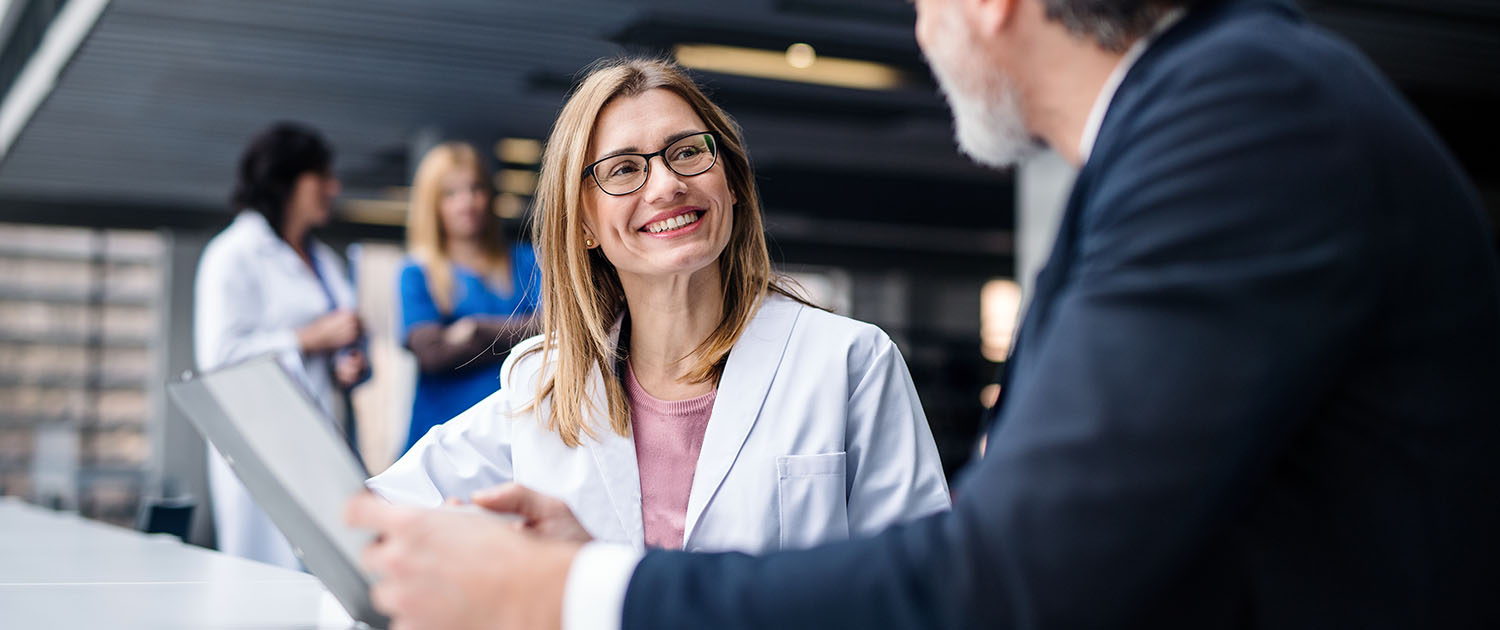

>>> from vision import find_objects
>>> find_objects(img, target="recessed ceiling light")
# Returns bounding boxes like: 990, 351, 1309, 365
786, 43, 816, 69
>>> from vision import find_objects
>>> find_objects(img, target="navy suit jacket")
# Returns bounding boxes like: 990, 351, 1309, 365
624, 0, 1500, 627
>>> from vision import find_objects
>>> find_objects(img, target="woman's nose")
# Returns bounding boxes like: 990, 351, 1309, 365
641, 156, 687, 203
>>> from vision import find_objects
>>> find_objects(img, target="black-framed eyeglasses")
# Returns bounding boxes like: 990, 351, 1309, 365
583, 131, 720, 196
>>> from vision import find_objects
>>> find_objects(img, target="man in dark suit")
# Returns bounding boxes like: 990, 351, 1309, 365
347, 0, 1500, 627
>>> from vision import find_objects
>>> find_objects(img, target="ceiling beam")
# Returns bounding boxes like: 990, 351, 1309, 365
0, 0, 109, 163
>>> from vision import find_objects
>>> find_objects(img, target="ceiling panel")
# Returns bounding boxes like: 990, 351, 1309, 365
0, 0, 1492, 245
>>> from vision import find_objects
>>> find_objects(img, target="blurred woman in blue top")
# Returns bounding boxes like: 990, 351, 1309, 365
399, 141, 539, 454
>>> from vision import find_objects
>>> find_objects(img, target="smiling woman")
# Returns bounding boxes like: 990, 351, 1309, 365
368, 58, 951, 554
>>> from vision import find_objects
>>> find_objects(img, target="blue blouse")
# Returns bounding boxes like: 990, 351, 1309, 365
398, 243, 540, 454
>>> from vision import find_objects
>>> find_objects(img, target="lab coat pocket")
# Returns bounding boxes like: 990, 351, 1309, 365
776, 452, 849, 550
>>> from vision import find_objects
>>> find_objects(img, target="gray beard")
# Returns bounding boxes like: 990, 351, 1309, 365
924, 9, 1042, 169
943, 76, 1040, 169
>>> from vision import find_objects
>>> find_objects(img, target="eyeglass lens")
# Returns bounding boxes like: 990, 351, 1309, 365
594, 133, 716, 195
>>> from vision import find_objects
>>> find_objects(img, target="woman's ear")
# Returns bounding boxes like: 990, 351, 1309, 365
580, 220, 599, 249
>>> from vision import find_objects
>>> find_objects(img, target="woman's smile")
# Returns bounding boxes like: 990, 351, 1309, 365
642, 208, 705, 236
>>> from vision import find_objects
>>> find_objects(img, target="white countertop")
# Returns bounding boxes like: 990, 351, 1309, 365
0, 496, 360, 629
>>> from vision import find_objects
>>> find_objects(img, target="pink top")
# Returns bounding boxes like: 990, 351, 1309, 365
625, 361, 716, 550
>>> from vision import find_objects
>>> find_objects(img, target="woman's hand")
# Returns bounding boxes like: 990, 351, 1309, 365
297, 309, 362, 353
470, 483, 595, 544
443, 317, 480, 346
335, 348, 368, 388
407, 316, 534, 374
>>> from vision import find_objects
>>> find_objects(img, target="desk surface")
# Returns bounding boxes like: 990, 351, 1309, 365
0, 497, 358, 628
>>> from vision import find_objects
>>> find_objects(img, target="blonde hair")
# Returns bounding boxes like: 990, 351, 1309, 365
406, 141, 511, 314
523, 57, 806, 447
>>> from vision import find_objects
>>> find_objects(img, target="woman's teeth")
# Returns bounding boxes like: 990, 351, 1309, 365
644, 211, 701, 234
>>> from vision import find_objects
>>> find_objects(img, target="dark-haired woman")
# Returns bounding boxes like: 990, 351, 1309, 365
195, 121, 366, 567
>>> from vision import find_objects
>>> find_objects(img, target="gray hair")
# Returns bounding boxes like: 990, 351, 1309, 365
1040, 0, 1195, 52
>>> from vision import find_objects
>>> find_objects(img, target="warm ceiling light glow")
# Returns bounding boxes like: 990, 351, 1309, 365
980, 278, 1023, 362
785, 43, 816, 69
494, 169, 539, 195
493, 193, 526, 219
495, 138, 543, 165
674, 43, 907, 91
979, 384, 1002, 409
338, 199, 408, 226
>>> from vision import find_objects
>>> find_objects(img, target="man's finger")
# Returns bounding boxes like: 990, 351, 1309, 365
345, 491, 395, 530
361, 547, 384, 579
369, 576, 401, 615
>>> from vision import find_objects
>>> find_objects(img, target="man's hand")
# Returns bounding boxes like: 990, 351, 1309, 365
471, 483, 595, 544
345, 492, 580, 630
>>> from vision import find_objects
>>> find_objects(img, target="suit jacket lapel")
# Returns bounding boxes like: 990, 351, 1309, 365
994, 2, 1196, 423
582, 316, 646, 549
682, 293, 801, 544
992, 0, 1283, 434
992, 173, 1090, 425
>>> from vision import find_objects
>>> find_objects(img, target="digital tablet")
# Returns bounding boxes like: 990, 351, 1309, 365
167, 354, 388, 629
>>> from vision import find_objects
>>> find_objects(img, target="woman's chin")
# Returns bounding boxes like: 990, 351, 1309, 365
620, 250, 722, 283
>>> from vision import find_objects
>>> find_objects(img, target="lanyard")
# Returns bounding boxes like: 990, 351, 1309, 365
304, 240, 340, 312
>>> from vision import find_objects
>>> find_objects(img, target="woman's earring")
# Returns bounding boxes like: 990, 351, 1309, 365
584, 236, 596, 248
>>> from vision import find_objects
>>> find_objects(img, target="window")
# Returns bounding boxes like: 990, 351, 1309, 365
0, 223, 162, 526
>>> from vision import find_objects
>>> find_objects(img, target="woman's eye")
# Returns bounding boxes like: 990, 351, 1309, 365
608, 163, 639, 178
672, 147, 700, 161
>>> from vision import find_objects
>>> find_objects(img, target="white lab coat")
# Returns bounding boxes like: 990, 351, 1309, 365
369, 293, 951, 553
194, 210, 356, 568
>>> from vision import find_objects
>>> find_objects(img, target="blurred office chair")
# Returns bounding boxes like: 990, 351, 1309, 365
30, 423, 80, 511
136, 479, 195, 541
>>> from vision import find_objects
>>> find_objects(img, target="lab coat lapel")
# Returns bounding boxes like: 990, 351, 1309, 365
242, 212, 317, 293
682, 294, 801, 544
581, 316, 646, 549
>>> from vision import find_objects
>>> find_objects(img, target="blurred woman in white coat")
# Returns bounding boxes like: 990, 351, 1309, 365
369, 59, 949, 553
196, 122, 367, 568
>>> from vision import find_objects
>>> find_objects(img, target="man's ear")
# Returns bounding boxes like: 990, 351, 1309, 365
966, 0, 1022, 38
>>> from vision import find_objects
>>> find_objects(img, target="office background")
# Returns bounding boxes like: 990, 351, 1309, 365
0, 0, 1495, 548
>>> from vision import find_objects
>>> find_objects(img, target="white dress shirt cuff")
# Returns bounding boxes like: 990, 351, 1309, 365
563, 542, 645, 630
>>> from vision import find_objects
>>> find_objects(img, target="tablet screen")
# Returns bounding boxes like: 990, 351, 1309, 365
169, 355, 387, 628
